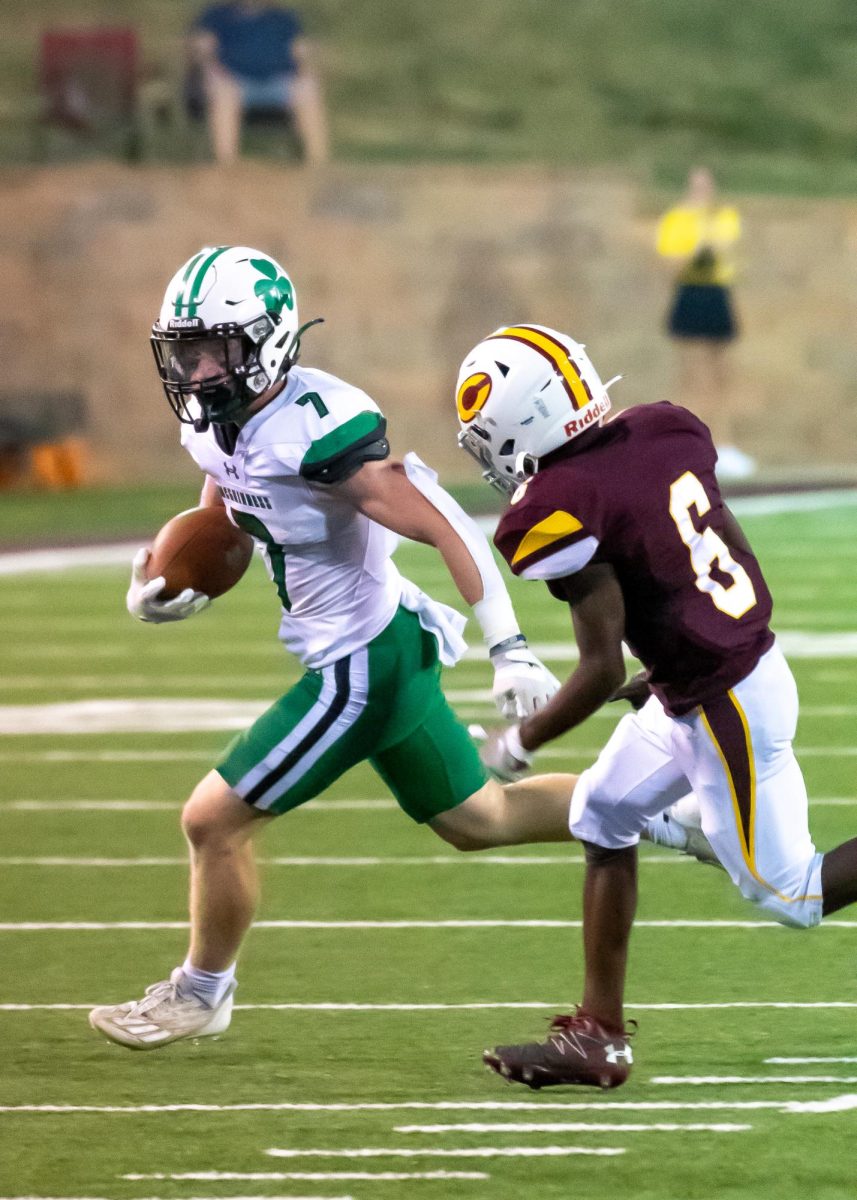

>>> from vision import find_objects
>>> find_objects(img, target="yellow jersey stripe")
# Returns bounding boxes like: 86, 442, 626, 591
511, 511, 583, 566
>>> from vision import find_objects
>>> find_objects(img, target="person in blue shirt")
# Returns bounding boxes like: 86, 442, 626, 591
189, 1, 329, 164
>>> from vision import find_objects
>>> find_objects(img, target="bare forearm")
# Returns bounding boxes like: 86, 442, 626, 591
351, 477, 483, 604
519, 659, 624, 752
429, 524, 484, 605
518, 563, 627, 752
336, 459, 511, 613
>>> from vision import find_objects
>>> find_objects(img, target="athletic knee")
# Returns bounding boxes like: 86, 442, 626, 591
181, 771, 252, 850
181, 796, 218, 850
753, 895, 820, 929
442, 828, 491, 852
737, 871, 823, 930
580, 838, 636, 866
431, 813, 498, 853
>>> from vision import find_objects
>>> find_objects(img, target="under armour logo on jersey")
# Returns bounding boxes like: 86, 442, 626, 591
224, 462, 239, 479
605, 1042, 633, 1065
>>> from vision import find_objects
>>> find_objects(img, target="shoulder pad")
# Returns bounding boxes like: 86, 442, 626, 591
300, 412, 389, 484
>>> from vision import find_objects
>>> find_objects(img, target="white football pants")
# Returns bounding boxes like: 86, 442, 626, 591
570, 643, 824, 928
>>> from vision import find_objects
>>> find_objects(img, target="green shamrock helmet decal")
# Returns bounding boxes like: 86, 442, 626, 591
250, 257, 295, 315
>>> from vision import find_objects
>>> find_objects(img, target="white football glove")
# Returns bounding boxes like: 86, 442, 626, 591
476, 723, 534, 784
126, 548, 211, 624
489, 637, 561, 720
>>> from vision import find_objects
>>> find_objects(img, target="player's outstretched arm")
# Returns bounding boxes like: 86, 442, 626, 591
332, 456, 560, 716
481, 563, 625, 780
520, 562, 626, 750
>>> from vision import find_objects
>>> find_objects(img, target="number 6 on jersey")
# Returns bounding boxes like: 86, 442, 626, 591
669, 470, 757, 619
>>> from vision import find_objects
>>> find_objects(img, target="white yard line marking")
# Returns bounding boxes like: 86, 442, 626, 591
766, 1057, 857, 1064
9, 695, 857, 737
0, 854, 688, 868
6, 918, 856, 931
0, 919, 847, 931
0, 744, 851, 763
0, 700, 266, 736
124, 1173, 489, 1183
0, 1101, 794, 1114
1, 801, 182, 812
0, 543, 141, 575
0, 799, 396, 812
5, 1001, 857, 1015
395, 1122, 751, 1134
653, 1076, 857, 1085
0, 1197, 356, 1200
1, 796, 850, 811
0, 752, 217, 763
514, 633, 857, 661
264, 1147, 625, 1159
786, 1095, 857, 1114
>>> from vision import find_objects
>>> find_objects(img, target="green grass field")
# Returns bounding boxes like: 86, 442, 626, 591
2, 492, 857, 1199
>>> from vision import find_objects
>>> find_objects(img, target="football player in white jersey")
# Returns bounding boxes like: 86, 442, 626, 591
89, 247, 704, 1052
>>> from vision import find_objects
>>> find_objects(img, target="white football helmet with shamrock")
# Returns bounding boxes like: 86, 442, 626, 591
151, 245, 319, 430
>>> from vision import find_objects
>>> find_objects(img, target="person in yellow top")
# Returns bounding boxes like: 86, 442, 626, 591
656, 167, 754, 480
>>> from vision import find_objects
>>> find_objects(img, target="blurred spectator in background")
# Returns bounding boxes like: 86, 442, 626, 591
188, 1, 329, 165
656, 167, 753, 480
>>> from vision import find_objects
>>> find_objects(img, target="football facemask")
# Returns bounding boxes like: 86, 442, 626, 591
456, 324, 617, 495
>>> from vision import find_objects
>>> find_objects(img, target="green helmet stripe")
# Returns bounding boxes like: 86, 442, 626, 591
172, 251, 206, 317
183, 246, 231, 318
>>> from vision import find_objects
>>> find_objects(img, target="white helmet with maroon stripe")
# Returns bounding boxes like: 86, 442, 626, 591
455, 323, 617, 495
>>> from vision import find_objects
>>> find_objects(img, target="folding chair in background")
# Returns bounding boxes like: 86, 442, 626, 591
37, 27, 142, 159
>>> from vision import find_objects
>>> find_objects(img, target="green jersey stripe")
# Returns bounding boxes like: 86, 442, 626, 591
301, 411, 384, 468
183, 246, 230, 318
172, 251, 206, 317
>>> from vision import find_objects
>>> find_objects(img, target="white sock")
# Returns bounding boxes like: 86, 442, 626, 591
178, 957, 236, 1007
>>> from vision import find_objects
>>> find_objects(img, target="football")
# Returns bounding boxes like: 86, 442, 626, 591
147, 506, 254, 600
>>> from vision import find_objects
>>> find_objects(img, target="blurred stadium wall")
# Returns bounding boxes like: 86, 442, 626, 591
4, 162, 856, 483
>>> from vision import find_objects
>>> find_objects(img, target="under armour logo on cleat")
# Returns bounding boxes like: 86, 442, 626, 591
605, 1042, 633, 1065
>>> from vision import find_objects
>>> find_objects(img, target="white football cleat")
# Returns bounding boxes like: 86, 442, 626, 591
643, 794, 722, 868
88, 968, 235, 1050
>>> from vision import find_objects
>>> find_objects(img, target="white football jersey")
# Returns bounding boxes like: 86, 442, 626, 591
180, 366, 405, 668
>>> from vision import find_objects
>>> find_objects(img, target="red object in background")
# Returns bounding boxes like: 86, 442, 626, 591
39, 27, 139, 132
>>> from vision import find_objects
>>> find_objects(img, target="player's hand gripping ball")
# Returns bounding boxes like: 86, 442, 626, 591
127, 507, 254, 623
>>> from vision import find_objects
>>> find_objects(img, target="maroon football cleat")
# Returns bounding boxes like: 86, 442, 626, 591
483, 1010, 635, 1090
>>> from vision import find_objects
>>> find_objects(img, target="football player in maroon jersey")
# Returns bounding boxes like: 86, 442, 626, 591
456, 324, 857, 1090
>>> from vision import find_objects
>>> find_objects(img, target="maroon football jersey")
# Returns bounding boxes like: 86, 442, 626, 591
494, 403, 774, 715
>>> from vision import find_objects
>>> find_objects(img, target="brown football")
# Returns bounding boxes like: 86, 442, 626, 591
147, 506, 254, 600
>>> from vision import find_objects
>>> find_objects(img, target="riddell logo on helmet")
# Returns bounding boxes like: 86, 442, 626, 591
168, 317, 204, 330
564, 395, 609, 437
